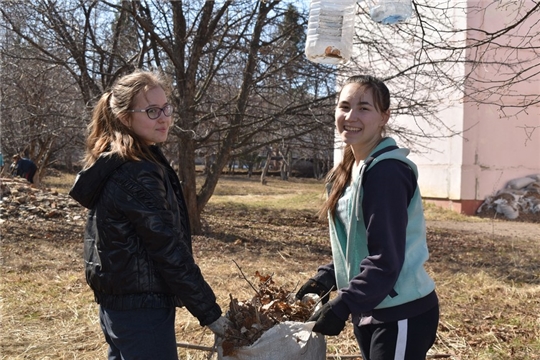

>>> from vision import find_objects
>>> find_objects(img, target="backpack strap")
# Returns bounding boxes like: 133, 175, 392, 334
364, 145, 399, 169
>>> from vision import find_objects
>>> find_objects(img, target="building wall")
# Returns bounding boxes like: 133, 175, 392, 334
391, 0, 469, 203
405, 103, 465, 200
339, 0, 540, 214
460, 0, 540, 206
414, 1, 540, 213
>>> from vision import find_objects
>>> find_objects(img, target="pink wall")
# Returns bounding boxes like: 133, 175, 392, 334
341, 0, 539, 214
461, 0, 540, 204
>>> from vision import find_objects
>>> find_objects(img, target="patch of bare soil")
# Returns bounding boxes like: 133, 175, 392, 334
1, 177, 539, 359
427, 218, 540, 242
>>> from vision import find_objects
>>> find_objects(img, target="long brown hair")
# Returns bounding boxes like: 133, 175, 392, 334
319, 75, 391, 219
82, 70, 171, 169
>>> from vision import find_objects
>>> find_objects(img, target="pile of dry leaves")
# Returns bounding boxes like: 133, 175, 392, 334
220, 271, 317, 356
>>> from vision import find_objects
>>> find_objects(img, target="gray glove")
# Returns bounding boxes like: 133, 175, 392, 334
207, 316, 233, 337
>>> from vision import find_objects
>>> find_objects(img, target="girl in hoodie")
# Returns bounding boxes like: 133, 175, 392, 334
296, 75, 439, 360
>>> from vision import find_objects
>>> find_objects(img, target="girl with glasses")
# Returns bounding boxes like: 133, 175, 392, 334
69, 69, 230, 359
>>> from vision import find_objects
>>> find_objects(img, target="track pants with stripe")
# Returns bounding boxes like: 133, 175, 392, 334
354, 305, 439, 360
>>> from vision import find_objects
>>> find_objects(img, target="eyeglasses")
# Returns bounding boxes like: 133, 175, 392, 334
128, 104, 173, 120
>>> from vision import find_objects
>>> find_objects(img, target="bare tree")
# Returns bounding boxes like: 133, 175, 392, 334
0, 0, 147, 178
343, 0, 539, 148
0, 29, 84, 182
1, 0, 538, 233
118, 1, 337, 233
1, 0, 336, 233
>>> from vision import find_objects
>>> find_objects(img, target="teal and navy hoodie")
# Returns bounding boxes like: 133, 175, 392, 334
316, 137, 438, 326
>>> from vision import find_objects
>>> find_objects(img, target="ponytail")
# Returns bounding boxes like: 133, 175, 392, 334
83, 92, 117, 168
318, 146, 355, 220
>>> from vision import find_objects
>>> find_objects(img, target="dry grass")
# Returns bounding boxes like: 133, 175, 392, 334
1, 174, 539, 359
423, 202, 484, 222
39, 170, 77, 194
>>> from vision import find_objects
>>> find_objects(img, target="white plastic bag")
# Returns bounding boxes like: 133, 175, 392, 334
506, 176, 536, 190
217, 321, 326, 360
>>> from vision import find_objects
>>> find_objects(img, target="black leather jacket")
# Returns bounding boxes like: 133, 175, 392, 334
69, 146, 221, 326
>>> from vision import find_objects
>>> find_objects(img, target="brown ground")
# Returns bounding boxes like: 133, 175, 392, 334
1, 176, 539, 359
426, 218, 540, 242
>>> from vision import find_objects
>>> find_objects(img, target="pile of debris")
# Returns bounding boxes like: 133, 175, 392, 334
221, 271, 317, 357
0, 177, 86, 223
477, 174, 540, 221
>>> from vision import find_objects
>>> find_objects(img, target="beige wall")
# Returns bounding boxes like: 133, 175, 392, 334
398, 1, 540, 209
342, 0, 539, 213
460, 0, 540, 202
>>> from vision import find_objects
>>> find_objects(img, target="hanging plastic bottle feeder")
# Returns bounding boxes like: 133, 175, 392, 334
369, 0, 412, 25
304, 0, 357, 65
304, 0, 412, 65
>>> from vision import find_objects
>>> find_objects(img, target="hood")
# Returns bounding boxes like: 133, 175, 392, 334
69, 154, 127, 209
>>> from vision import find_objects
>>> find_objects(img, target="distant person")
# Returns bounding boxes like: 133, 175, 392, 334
296, 75, 439, 360
69, 69, 231, 360
0, 152, 4, 175
11, 154, 37, 183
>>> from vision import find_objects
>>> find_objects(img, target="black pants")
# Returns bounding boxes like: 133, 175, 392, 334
25, 168, 36, 183
354, 305, 439, 360
99, 306, 179, 360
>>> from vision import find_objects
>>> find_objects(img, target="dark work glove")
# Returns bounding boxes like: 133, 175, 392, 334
295, 279, 331, 304
309, 302, 346, 336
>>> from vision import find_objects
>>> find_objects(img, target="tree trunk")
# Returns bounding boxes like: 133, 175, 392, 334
260, 151, 271, 185
313, 153, 321, 180
176, 134, 201, 235
279, 147, 289, 180
287, 151, 292, 179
